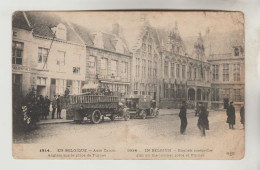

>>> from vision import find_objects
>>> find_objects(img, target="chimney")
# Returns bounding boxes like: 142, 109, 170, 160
112, 23, 119, 36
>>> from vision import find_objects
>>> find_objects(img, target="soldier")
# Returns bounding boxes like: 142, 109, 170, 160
51, 95, 57, 119
56, 95, 62, 119
226, 101, 236, 129
43, 96, 51, 120
179, 101, 187, 135
64, 87, 70, 97
240, 105, 245, 129
197, 102, 209, 136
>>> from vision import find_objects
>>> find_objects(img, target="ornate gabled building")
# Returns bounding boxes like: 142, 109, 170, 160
131, 20, 244, 110
131, 23, 161, 102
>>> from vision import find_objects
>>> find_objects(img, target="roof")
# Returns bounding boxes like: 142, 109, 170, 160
12, 11, 83, 44
12, 11, 31, 30
71, 23, 94, 46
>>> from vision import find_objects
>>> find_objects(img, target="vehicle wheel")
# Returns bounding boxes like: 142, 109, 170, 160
141, 110, 147, 119
91, 110, 102, 124
109, 115, 116, 121
124, 110, 130, 121
155, 110, 159, 118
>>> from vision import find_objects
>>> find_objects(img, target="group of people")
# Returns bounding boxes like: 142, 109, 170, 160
179, 101, 209, 136
23, 88, 65, 123
179, 100, 245, 137
226, 101, 245, 129
24, 90, 51, 122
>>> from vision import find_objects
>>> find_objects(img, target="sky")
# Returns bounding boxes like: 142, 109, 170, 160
56, 11, 244, 49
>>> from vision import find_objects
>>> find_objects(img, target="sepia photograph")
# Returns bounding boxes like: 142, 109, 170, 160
12, 11, 245, 160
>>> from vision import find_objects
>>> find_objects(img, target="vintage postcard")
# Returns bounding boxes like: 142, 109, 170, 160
12, 11, 245, 160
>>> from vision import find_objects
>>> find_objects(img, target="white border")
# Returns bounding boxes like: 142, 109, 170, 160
1, 0, 260, 170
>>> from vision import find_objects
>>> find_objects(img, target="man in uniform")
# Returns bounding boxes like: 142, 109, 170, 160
51, 95, 57, 119
56, 95, 62, 119
179, 101, 188, 135
43, 96, 51, 120
226, 101, 236, 129
197, 102, 209, 136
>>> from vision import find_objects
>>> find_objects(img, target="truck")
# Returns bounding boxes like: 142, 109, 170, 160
64, 93, 130, 124
123, 95, 159, 119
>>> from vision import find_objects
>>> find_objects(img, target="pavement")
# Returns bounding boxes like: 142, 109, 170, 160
36, 108, 219, 125
36, 109, 72, 125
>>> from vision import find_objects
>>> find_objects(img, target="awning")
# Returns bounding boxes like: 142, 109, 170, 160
82, 83, 99, 89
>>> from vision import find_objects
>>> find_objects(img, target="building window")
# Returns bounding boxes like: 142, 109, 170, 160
170, 84, 175, 98
164, 61, 168, 77
194, 68, 197, 80
57, 51, 66, 66
12, 41, 23, 65
136, 58, 140, 77
73, 67, 80, 74
182, 65, 186, 79
148, 60, 152, 78
211, 88, 219, 101
111, 60, 118, 76
142, 43, 146, 52
38, 47, 49, 64
134, 82, 139, 91
12, 74, 22, 95
182, 85, 185, 98
234, 89, 241, 102
148, 45, 152, 54
233, 63, 240, 81
37, 77, 47, 86
223, 64, 229, 82
140, 83, 145, 95
122, 61, 128, 78
234, 47, 239, 56
142, 59, 146, 78
177, 85, 181, 98
13, 31, 17, 37
153, 61, 157, 78
89, 56, 96, 74
188, 66, 192, 80
176, 64, 180, 78
101, 58, 108, 75
171, 63, 175, 78
164, 83, 169, 98
212, 65, 219, 81
56, 79, 66, 95
223, 89, 230, 98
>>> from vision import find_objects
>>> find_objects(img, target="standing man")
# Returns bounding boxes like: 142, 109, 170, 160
226, 101, 236, 129
179, 101, 188, 135
44, 96, 51, 120
51, 95, 57, 119
240, 105, 245, 129
197, 102, 209, 136
56, 95, 62, 119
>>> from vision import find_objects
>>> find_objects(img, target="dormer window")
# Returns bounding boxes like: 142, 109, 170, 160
52, 23, 67, 40
234, 47, 239, 56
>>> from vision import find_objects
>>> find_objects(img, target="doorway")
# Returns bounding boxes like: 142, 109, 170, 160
224, 98, 229, 109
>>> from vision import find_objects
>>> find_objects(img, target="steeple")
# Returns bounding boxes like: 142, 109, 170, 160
193, 32, 205, 61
